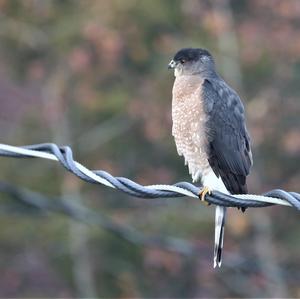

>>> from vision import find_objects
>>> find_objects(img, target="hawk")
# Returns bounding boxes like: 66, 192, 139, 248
168, 48, 252, 267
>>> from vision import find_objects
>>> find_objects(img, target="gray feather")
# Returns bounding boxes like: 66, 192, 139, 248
214, 205, 226, 268
202, 78, 252, 194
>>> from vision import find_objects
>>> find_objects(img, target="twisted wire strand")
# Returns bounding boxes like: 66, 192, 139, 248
0, 181, 198, 256
0, 143, 299, 210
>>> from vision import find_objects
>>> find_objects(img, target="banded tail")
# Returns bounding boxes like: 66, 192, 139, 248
214, 205, 227, 268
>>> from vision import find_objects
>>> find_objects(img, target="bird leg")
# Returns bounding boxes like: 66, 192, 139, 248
199, 186, 212, 204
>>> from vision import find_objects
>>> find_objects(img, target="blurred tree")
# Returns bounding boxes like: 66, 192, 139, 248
0, 0, 299, 297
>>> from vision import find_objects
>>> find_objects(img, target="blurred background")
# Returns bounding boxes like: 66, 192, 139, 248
0, 0, 299, 297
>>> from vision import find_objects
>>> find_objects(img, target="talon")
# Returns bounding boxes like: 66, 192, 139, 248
199, 186, 212, 205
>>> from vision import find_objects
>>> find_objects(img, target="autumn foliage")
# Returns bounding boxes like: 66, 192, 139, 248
0, 0, 299, 297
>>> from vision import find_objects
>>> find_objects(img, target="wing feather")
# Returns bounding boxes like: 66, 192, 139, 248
202, 78, 252, 194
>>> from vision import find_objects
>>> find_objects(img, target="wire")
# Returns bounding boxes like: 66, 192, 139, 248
0, 181, 198, 256
0, 143, 299, 210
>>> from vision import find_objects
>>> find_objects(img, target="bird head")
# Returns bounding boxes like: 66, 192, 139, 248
168, 48, 215, 77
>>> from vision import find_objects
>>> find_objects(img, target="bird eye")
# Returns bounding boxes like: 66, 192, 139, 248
180, 59, 186, 64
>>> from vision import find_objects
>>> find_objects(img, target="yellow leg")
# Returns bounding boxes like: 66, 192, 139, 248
199, 186, 212, 204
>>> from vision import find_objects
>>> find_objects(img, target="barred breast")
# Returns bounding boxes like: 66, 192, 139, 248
172, 75, 210, 182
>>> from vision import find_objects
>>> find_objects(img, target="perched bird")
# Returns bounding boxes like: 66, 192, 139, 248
168, 48, 252, 267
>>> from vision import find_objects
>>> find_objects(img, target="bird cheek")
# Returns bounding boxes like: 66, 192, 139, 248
174, 67, 183, 77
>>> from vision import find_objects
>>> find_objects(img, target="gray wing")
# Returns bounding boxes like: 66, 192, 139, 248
202, 78, 252, 194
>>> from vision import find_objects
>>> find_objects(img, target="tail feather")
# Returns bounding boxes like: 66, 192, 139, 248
214, 205, 227, 268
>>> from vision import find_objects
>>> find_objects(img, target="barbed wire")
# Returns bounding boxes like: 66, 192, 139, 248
0, 143, 299, 211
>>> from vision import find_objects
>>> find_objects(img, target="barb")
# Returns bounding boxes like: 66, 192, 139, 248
0, 143, 299, 210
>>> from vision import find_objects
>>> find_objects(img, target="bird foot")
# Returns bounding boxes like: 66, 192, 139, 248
199, 186, 212, 205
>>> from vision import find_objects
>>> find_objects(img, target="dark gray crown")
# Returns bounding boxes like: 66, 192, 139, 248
173, 48, 212, 62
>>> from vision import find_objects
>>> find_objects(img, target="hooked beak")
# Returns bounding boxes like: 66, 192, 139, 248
168, 59, 177, 69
